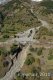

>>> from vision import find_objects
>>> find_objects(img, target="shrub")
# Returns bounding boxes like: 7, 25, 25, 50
37, 48, 43, 56
48, 30, 53, 36
48, 49, 53, 60
3, 34, 9, 38
30, 46, 37, 52
3, 61, 9, 67
25, 55, 35, 65
10, 44, 18, 55
39, 27, 48, 35
41, 0, 53, 10
48, 55, 53, 60
0, 47, 8, 56
30, 47, 34, 52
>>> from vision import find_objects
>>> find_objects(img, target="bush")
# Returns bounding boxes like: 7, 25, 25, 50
10, 44, 18, 55
25, 54, 35, 65
0, 12, 4, 24
3, 34, 9, 38
41, 0, 53, 10
39, 27, 49, 35
0, 47, 8, 56
30, 47, 35, 52
32, 66, 41, 74
3, 61, 9, 67
48, 55, 53, 60
37, 48, 43, 56
30, 46, 37, 52
48, 31, 53, 36
48, 49, 53, 60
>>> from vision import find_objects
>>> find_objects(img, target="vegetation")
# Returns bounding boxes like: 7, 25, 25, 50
48, 49, 53, 60
48, 55, 53, 60
0, 47, 10, 78
41, 0, 53, 10
0, 0, 53, 80
0, 0, 41, 41
3, 61, 9, 67
0, 47, 8, 56
25, 54, 35, 65
16, 76, 23, 80
39, 27, 48, 35
37, 27, 53, 39
30, 46, 37, 52
37, 48, 43, 56
15, 71, 27, 80
40, 0, 53, 15
48, 30, 53, 36
32, 66, 41, 75
2, 33, 9, 38
10, 44, 18, 55
30, 46, 43, 56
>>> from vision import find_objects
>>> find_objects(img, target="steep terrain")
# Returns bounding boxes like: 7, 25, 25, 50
0, 0, 41, 41
0, 0, 53, 80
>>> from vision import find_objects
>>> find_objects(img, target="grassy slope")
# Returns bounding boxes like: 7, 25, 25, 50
0, 0, 41, 41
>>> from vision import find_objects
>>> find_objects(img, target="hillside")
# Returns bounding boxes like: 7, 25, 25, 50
0, 0, 53, 80
0, 0, 41, 41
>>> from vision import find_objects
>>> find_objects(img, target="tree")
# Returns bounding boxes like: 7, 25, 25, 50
3, 34, 9, 38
